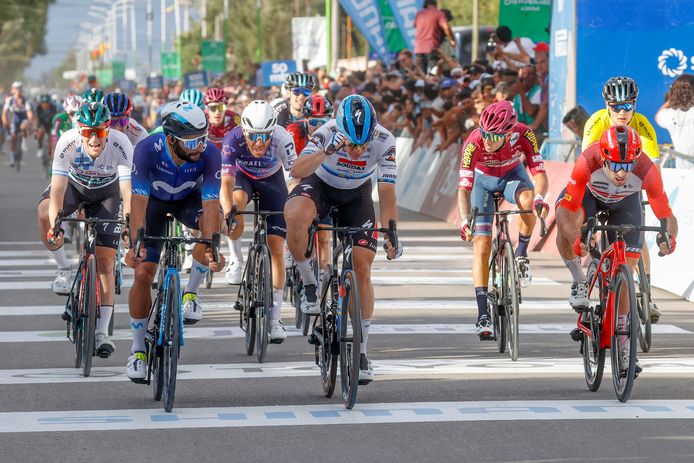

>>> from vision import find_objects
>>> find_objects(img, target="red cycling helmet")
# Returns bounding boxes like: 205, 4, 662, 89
479, 100, 518, 134
599, 125, 641, 163
204, 87, 226, 105
302, 94, 334, 118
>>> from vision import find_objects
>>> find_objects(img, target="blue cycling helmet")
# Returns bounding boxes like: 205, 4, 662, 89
335, 95, 377, 145
102, 92, 132, 117
180, 88, 205, 110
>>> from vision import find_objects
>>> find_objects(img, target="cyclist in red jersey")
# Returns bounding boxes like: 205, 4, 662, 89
556, 125, 677, 312
204, 86, 241, 150
458, 100, 549, 338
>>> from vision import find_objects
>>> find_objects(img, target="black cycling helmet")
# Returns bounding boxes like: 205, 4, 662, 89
285, 72, 316, 90
103, 92, 133, 117
39, 94, 51, 104
602, 77, 639, 103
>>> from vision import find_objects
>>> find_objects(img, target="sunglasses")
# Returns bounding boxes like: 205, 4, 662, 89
173, 133, 207, 150
480, 128, 508, 142
291, 87, 312, 97
109, 117, 129, 128
608, 102, 635, 112
307, 117, 329, 128
207, 103, 226, 113
246, 131, 272, 143
605, 160, 636, 173
345, 141, 369, 150
79, 126, 109, 139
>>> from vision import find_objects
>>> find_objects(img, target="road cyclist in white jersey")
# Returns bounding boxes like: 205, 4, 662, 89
102, 92, 148, 148
37, 102, 133, 357
284, 94, 403, 384
2, 81, 34, 168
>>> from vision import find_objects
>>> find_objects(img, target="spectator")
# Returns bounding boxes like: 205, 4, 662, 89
530, 42, 549, 144
414, 0, 456, 74
396, 49, 419, 80
491, 25, 535, 71
512, 65, 541, 125
656, 73, 694, 169
432, 78, 457, 119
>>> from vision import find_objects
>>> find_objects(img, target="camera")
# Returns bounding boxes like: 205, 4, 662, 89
485, 36, 497, 53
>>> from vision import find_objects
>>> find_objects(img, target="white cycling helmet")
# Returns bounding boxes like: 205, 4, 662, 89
241, 100, 277, 133
11, 81, 23, 89
161, 101, 209, 138
63, 95, 83, 114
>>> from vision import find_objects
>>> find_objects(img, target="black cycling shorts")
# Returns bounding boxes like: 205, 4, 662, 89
234, 169, 288, 238
288, 174, 377, 252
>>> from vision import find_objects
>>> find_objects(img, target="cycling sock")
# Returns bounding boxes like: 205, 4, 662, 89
228, 237, 243, 265
271, 287, 283, 320
96, 305, 113, 335
296, 259, 317, 286
563, 257, 586, 283
475, 287, 488, 319
50, 246, 71, 269
361, 319, 371, 355
185, 259, 209, 294
130, 317, 148, 354
515, 233, 531, 257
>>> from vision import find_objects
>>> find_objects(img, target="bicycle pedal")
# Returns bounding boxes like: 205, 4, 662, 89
182, 318, 199, 325
61, 311, 72, 322
96, 349, 113, 359
570, 328, 583, 342
129, 378, 148, 385
269, 338, 284, 345
307, 334, 319, 345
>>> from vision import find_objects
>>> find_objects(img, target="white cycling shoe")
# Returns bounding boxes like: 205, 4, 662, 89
51, 268, 73, 295
182, 292, 202, 324
269, 320, 287, 344
127, 352, 147, 382
225, 261, 243, 285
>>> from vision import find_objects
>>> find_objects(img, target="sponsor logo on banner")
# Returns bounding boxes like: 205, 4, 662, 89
338, 0, 392, 65
657, 48, 690, 77
386, 0, 423, 50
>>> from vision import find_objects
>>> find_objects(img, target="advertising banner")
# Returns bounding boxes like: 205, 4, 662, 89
378, 0, 408, 53
259, 60, 297, 88
498, 0, 551, 43
161, 51, 181, 80
146, 75, 164, 90
386, 0, 423, 50
184, 71, 209, 89
338, 0, 392, 65
548, 0, 575, 141
292, 17, 328, 70
201, 40, 226, 74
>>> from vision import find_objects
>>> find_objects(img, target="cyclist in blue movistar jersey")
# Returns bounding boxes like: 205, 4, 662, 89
124, 101, 224, 381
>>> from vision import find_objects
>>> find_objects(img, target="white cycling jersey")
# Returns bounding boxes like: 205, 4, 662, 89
301, 120, 397, 189
122, 117, 148, 147
52, 128, 133, 189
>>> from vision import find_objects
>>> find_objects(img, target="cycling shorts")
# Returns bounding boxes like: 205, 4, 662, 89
40, 181, 121, 249
288, 174, 377, 252
234, 169, 287, 239
471, 163, 533, 237
10, 114, 27, 136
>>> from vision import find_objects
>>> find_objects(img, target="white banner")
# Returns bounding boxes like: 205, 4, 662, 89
292, 17, 327, 71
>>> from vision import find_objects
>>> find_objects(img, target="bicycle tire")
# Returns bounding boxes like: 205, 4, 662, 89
244, 249, 257, 356
81, 255, 98, 377
317, 266, 338, 397
339, 270, 361, 409
636, 257, 652, 353
162, 272, 181, 412
151, 292, 165, 401
255, 245, 271, 363
502, 242, 520, 360
294, 270, 303, 330
490, 252, 506, 352
611, 264, 639, 403
72, 282, 83, 369
583, 260, 606, 392
14, 141, 21, 172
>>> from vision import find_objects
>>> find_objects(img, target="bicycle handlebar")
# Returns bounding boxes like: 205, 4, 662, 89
50, 209, 124, 246
468, 206, 547, 238
133, 227, 222, 262
304, 217, 399, 259
581, 217, 671, 256
225, 205, 284, 232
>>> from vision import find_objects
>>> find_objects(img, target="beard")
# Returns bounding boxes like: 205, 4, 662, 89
172, 141, 199, 163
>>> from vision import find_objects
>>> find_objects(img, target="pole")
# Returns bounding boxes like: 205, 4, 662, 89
147, 0, 153, 70
255, 0, 262, 62
331, 0, 338, 74
223, 0, 229, 45
471, 0, 479, 62
130, 0, 137, 80
160, 0, 166, 53
326, 0, 331, 72
174, 0, 181, 46
183, 0, 190, 34
201, 0, 207, 39
346, 16, 352, 60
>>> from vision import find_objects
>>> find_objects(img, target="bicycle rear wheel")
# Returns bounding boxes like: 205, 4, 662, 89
81, 255, 98, 377
636, 257, 651, 353
162, 272, 181, 412
611, 264, 639, 403
501, 242, 520, 360
317, 267, 338, 397
489, 253, 505, 351
583, 260, 606, 392
255, 245, 271, 362
339, 270, 361, 409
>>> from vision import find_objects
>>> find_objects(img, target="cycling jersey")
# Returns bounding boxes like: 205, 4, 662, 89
458, 123, 546, 191
3, 96, 30, 117
272, 98, 302, 128
286, 120, 309, 154
51, 113, 73, 145
221, 125, 296, 180
36, 105, 56, 128
131, 132, 221, 202
582, 109, 659, 160
120, 118, 148, 147
558, 142, 672, 220
52, 128, 133, 189
301, 120, 397, 189
207, 109, 241, 149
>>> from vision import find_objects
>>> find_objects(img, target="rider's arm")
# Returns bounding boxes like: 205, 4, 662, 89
290, 134, 329, 178
637, 115, 660, 163
130, 194, 148, 240
276, 126, 297, 173
48, 175, 68, 230
220, 175, 235, 215
116, 134, 135, 218
556, 151, 591, 213
377, 136, 398, 227
642, 163, 678, 239
130, 141, 153, 234
520, 127, 549, 198
200, 146, 223, 239
457, 138, 478, 219
378, 183, 398, 230
220, 133, 237, 215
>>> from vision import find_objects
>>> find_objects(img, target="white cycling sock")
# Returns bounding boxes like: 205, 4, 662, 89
296, 259, 317, 286
185, 259, 208, 294
563, 257, 586, 284
51, 246, 71, 270
228, 237, 243, 265
360, 319, 371, 355
130, 317, 147, 354
96, 305, 113, 335
271, 287, 283, 321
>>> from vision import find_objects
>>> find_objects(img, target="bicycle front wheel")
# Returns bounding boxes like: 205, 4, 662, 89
339, 270, 361, 409
81, 255, 98, 377
255, 245, 271, 363
611, 264, 639, 403
162, 272, 181, 412
636, 257, 651, 353
583, 260, 605, 392
501, 242, 520, 360
243, 251, 256, 356
489, 253, 505, 351
318, 267, 338, 397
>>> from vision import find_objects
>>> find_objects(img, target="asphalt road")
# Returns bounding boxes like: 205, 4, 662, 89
1, 141, 694, 462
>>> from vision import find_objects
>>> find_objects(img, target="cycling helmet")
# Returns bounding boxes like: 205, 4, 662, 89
76, 102, 111, 127
204, 87, 226, 105
180, 88, 205, 110
479, 100, 518, 134
335, 95, 377, 144
161, 101, 209, 138
103, 92, 132, 117
39, 94, 51, 104
11, 81, 22, 89
241, 100, 277, 132
602, 76, 639, 103
83, 88, 104, 103
63, 95, 83, 114
303, 95, 334, 118
285, 72, 317, 90
599, 125, 641, 163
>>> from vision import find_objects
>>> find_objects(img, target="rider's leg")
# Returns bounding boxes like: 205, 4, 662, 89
128, 262, 157, 353
515, 188, 537, 257
353, 246, 376, 354
285, 195, 318, 285
95, 245, 116, 336
268, 234, 286, 322
556, 205, 588, 284
473, 235, 493, 318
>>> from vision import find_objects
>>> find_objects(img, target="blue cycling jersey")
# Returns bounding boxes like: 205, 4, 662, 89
131, 132, 221, 202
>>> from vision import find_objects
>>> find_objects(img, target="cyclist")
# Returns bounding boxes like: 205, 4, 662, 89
2, 81, 34, 168
204, 86, 241, 150
83, 88, 104, 104
457, 100, 548, 338
50, 96, 82, 168
180, 88, 206, 111
124, 101, 224, 382
221, 100, 296, 342
37, 102, 133, 358
284, 94, 403, 383
35, 94, 57, 162
102, 93, 148, 147
272, 72, 316, 128
582, 76, 662, 322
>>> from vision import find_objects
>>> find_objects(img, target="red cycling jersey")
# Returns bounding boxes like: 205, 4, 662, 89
458, 123, 545, 191
207, 109, 241, 150
286, 120, 309, 155
557, 142, 673, 219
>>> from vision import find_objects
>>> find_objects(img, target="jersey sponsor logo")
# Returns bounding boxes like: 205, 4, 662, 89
524, 130, 539, 153
113, 141, 128, 160
509, 132, 520, 147
215, 170, 221, 180
459, 178, 473, 189
459, 169, 474, 178
381, 173, 397, 180
384, 146, 396, 162
563, 193, 572, 202
154, 139, 164, 152
310, 133, 326, 147
531, 155, 543, 163
637, 120, 654, 140
461, 143, 476, 168
152, 180, 197, 194
358, 239, 368, 246
300, 184, 313, 191
337, 157, 367, 171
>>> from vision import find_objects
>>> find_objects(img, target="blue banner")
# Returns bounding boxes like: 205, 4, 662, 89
184, 71, 209, 89
339, 0, 392, 65
576, 0, 694, 142
386, 0, 423, 51
259, 60, 297, 88
548, 0, 574, 146
146, 75, 164, 90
